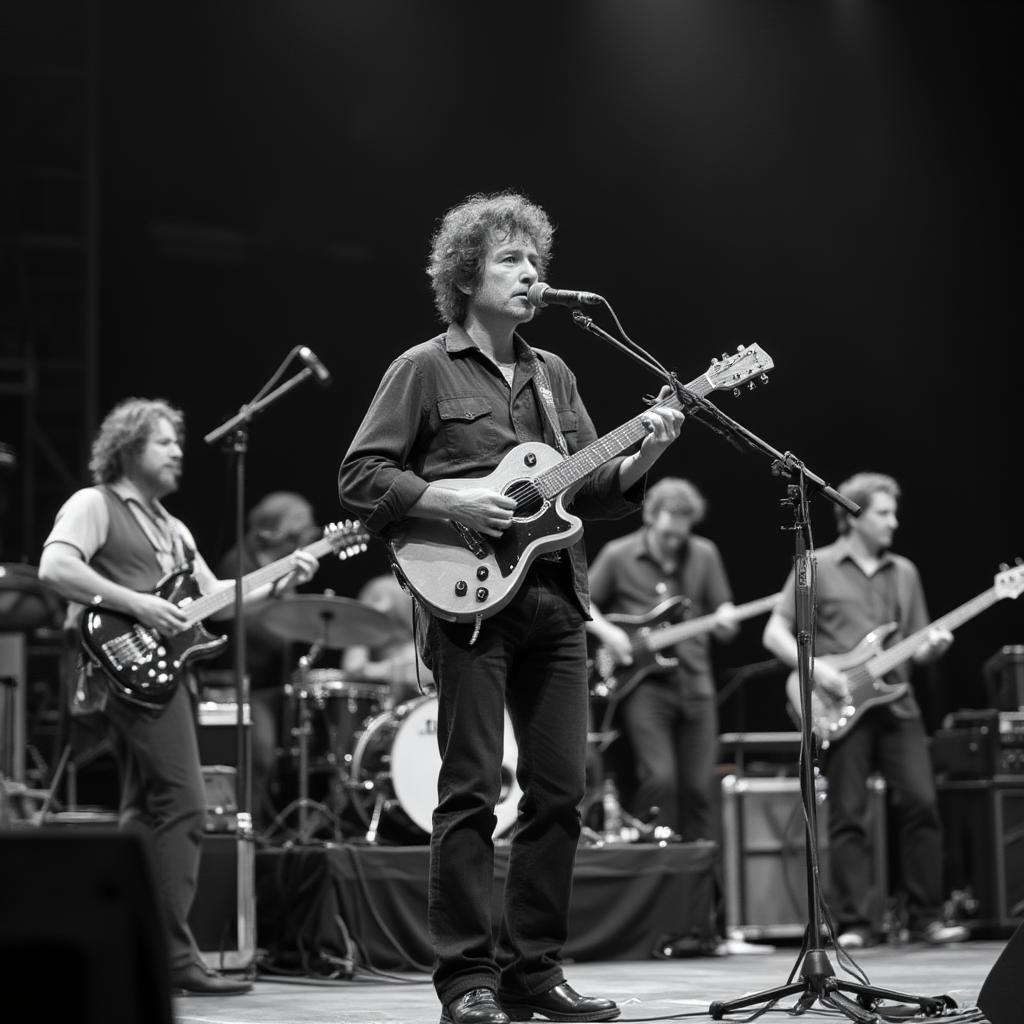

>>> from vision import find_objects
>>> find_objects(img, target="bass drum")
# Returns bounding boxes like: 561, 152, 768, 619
350, 694, 522, 843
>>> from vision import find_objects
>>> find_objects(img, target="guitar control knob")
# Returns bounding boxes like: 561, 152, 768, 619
476, 587, 489, 602
476, 566, 489, 581
524, 452, 537, 467
455, 580, 468, 596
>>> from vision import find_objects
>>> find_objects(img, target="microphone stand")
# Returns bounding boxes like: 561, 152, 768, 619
204, 362, 320, 832
569, 309, 955, 1022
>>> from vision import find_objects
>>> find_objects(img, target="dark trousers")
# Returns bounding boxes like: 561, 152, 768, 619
823, 706, 943, 932
426, 563, 588, 1007
620, 677, 718, 841
105, 683, 207, 969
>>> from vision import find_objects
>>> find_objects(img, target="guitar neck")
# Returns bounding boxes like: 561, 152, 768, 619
183, 535, 335, 624
866, 586, 1001, 678
643, 592, 782, 653
535, 374, 712, 499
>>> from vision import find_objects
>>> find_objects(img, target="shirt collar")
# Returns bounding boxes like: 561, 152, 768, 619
834, 533, 895, 570
109, 479, 170, 523
443, 323, 543, 370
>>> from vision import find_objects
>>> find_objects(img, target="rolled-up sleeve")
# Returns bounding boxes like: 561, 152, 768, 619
338, 357, 430, 535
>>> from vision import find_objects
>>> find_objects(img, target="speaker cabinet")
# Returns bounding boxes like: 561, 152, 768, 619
187, 828, 256, 971
0, 828, 173, 1024
938, 778, 1024, 929
721, 774, 887, 939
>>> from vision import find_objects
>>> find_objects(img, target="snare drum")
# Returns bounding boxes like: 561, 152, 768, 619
350, 694, 522, 843
291, 669, 391, 773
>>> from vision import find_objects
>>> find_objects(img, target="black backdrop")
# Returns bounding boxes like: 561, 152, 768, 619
26, 2, 1024, 732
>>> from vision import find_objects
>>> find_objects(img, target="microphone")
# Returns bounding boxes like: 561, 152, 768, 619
526, 282, 604, 309
297, 346, 332, 386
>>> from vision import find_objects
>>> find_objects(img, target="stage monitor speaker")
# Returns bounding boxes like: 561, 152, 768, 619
721, 773, 887, 940
938, 779, 1024, 928
0, 827, 173, 1024
978, 922, 1024, 1024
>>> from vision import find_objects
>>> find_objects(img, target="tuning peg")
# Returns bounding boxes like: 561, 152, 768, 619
1016, 556, 1023, 565
721, 352, 729, 360
760, 373, 769, 384
999, 562, 1010, 572
747, 381, 756, 390
736, 344, 746, 352
710, 356, 720, 366
733, 387, 741, 397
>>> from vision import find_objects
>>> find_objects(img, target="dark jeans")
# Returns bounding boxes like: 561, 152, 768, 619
620, 676, 718, 841
823, 707, 943, 933
105, 683, 206, 969
426, 562, 588, 1006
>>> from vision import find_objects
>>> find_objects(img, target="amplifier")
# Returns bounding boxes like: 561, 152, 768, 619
932, 709, 1024, 779
187, 826, 256, 972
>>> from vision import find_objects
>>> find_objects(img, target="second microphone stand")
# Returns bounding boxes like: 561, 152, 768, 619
570, 307, 955, 1022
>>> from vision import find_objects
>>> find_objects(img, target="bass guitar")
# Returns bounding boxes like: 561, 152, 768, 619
388, 345, 774, 622
81, 520, 369, 709
593, 592, 782, 703
785, 563, 1024, 745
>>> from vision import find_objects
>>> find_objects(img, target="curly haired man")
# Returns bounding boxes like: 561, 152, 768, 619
339, 193, 684, 1024
40, 398, 316, 994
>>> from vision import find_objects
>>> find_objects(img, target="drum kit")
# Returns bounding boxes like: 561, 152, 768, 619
257, 593, 523, 844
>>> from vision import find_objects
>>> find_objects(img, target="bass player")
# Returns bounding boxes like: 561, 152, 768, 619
39, 397, 317, 994
761, 471, 965, 949
338, 191, 683, 1024
587, 476, 739, 841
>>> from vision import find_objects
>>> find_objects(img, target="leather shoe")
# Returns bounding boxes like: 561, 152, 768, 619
502, 982, 620, 1022
171, 960, 253, 995
441, 988, 510, 1024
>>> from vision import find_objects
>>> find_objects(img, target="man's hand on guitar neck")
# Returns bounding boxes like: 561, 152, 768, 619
912, 626, 954, 665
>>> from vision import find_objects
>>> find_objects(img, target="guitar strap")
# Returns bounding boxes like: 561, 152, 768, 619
532, 360, 570, 458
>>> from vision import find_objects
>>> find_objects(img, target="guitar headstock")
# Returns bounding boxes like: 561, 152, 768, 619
705, 343, 774, 396
995, 560, 1024, 600
324, 520, 370, 560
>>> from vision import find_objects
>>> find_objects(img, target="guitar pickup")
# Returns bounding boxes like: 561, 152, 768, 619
453, 522, 488, 558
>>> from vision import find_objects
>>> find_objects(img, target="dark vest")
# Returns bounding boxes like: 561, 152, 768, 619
89, 485, 169, 590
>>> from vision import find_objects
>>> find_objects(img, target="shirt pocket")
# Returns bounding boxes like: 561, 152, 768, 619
436, 394, 502, 465
555, 406, 579, 449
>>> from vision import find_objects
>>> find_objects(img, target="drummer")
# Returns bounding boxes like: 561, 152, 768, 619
215, 491, 320, 829
342, 573, 433, 706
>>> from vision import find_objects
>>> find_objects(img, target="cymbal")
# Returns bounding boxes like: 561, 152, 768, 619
258, 594, 404, 649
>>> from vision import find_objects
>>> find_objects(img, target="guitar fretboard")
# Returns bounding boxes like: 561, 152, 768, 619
866, 586, 1000, 679
182, 531, 361, 625
535, 374, 713, 500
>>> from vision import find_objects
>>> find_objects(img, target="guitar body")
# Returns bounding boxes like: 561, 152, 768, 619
388, 442, 583, 622
81, 569, 227, 709
596, 597, 688, 699
785, 622, 909, 745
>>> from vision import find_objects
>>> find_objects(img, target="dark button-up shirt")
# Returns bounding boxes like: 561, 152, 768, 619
589, 528, 733, 695
774, 536, 930, 716
338, 324, 643, 614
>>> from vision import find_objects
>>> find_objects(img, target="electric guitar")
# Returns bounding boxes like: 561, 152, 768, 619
81, 520, 369, 709
388, 345, 774, 622
593, 592, 782, 703
785, 563, 1024, 745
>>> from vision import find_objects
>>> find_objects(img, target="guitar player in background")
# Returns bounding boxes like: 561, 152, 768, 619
38, 398, 317, 995
761, 471, 965, 950
338, 192, 683, 1024
587, 477, 739, 843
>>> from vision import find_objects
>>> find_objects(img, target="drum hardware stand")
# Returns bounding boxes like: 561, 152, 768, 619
267, 640, 339, 844
567, 306, 954, 1020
